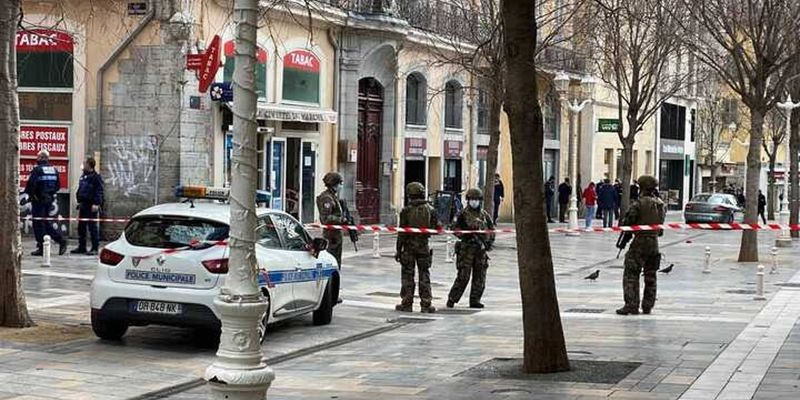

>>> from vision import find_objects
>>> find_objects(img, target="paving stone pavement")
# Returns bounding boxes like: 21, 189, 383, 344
3, 220, 800, 399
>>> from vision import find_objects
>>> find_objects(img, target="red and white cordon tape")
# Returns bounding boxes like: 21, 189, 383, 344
22, 216, 800, 234
308, 222, 800, 234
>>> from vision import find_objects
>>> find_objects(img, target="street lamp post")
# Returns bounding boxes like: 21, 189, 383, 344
776, 95, 800, 247
554, 72, 594, 235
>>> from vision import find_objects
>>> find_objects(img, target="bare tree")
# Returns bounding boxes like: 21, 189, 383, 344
0, 1, 33, 328
503, 0, 569, 373
589, 0, 694, 215
763, 109, 787, 221
696, 84, 739, 193
680, 0, 800, 262
414, 0, 586, 216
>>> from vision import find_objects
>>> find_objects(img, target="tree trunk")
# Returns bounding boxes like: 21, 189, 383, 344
767, 155, 776, 221
0, 1, 33, 328
482, 79, 503, 220
503, 0, 569, 373
791, 107, 799, 239
619, 136, 634, 216
710, 163, 718, 193
738, 108, 763, 262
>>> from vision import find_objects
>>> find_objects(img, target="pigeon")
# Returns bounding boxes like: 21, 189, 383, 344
658, 264, 674, 274
584, 270, 600, 281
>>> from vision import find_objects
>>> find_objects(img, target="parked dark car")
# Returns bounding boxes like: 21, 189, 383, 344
684, 193, 742, 224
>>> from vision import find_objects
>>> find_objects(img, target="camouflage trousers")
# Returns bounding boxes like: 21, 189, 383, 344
324, 230, 343, 269
622, 235, 661, 311
448, 244, 488, 305
399, 247, 433, 307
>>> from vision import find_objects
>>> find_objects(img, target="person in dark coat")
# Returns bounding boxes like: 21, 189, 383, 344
758, 190, 767, 224
24, 150, 66, 256
598, 179, 618, 228
558, 178, 572, 223
544, 176, 555, 223
72, 157, 104, 255
614, 179, 623, 219
493, 173, 504, 224
630, 180, 640, 201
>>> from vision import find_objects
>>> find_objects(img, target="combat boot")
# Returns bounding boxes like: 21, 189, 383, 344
615, 307, 639, 315
641, 308, 652, 315
31, 249, 43, 256
420, 305, 436, 313
469, 302, 485, 309
395, 304, 412, 312
446, 300, 455, 308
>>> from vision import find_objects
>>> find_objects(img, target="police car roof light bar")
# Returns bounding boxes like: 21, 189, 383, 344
174, 185, 271, 205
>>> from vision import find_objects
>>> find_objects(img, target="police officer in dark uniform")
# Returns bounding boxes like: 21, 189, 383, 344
395, 182, 439, 313
71, 157, 104, 255
24, 150, 67, 256
617, 175, 666, 315
447, 188, 495, 309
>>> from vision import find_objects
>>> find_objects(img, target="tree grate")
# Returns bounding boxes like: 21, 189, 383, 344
387, 317, 436, 324
564, 308, 606, 313
726, 289, 757, 294
458, 358, 642, 384
436, 308, 481, 315
774, 282, 800, 288
367, 291, 441, 300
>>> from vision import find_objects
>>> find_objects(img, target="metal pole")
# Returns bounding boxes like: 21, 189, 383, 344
702, 246, 711, 274
445, 236, 454, 263
777, 96, 800, 247
204, 0, 274, 398
567, 102, 580, 236
771, 246, 779, 274
372, 232, 380, 259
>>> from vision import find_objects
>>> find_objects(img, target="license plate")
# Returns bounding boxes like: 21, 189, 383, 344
125, 270, 196, 284
133, 300, 182, 315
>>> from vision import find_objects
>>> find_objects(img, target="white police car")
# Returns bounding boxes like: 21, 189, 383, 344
90, 186, 339, 342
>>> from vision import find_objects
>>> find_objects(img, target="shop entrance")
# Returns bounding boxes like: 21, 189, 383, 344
443, 159, 462, 193
404, 159, 426, 194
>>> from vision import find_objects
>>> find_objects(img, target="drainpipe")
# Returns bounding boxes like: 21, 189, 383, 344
94, 1, 155, 148
328, 27, 340, 173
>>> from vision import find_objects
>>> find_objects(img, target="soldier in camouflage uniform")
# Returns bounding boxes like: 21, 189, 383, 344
617, 175, 666, 315
395, 182, 440, 313
317, 172, 345, 269
447, 188, 495, 309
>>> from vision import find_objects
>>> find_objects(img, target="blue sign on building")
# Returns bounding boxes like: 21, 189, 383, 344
209, 82, 233, 102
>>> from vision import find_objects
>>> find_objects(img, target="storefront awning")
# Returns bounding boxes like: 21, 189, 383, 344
256, 104, 337, 124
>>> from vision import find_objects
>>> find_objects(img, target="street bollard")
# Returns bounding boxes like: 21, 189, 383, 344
42, 235, 51, 268
372, 231, 381, 259
754, 265, 766, 301
445, 236, 454, 263
770, 247, 779, 274
703, 246, 711, 274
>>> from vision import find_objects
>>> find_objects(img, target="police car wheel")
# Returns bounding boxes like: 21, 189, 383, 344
91, 313, 128, 341
313, 280, 334, 326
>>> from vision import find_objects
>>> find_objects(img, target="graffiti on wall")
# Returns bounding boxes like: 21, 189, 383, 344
106, 136, 156, 198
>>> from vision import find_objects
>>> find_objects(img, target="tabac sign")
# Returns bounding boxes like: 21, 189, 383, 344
186, 35, 221, 93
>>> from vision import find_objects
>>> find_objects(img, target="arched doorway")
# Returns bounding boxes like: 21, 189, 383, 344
356, 77, 383, 224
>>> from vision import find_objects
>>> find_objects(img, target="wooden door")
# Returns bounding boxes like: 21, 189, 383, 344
356, 78, 383, 224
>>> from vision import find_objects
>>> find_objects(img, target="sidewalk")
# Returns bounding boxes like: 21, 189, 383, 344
1, 229, 799, 399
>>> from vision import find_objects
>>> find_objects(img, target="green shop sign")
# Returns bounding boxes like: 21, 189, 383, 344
597, 118, 620, 133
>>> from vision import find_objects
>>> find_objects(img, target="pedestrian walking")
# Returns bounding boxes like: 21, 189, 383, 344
582, 182, 597, 229
71, 157, 104, 255
447, 188, 495, 309
598, 179, 617, 228
736, 189, 746, 208
493, 174, 504, 224
395, 182, 439, 313
758, 190, 767, 224
596, 180, 604, 220
545, 176, 555, 223
24, 150, 67, 256
616, 175, 666, 316
558, 178, 571, 223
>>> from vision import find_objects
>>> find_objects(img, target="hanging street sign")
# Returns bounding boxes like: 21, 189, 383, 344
186, 35, 221, 93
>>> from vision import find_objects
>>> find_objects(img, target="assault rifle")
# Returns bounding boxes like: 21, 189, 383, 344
340, 199, 359, 252
616, 231, 633, 258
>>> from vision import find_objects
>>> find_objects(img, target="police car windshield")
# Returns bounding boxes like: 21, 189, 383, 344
125, 216, 229, 249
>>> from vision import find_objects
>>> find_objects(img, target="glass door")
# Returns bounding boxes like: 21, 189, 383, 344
301, 141, 317, 224
269, 138, 286, 210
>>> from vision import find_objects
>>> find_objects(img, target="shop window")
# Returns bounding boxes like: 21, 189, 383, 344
16, 29, 74, 88
646, 150, 653, 174
20, 92, 72, 121
223, 40, 268, 99
445, 80, 463, 129
604, 148, 613, 179
405, 72, 427, 126
543, 93, 559, 140
282, 49, 320, 104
